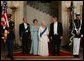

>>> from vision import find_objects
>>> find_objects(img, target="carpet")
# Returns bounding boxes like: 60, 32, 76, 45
13, 49, 73, 56
13, 36, 73, 56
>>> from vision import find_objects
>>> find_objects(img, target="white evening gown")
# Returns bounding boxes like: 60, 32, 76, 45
38, 26, 49, 56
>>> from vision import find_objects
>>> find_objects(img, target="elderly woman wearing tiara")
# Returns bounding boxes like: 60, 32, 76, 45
38, 21, 49, 56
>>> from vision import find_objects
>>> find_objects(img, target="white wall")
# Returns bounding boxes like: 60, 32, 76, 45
74, 1, 83, 19
26, 5, 52, 30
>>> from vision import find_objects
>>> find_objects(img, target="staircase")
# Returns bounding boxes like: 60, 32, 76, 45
27, 1, 58, 17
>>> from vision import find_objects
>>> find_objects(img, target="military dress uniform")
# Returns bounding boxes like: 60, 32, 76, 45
1, 25, 5, 50
6, 20, 15, 59
73, 12, 83, 57
6, 14, 15, 59
1, 25, 4, 42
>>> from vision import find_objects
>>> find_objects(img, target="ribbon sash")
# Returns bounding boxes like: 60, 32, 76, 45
40, 27, 47, 37
21, 28, 28, 36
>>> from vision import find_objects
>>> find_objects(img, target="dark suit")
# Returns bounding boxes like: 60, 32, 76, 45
6, 20, 15, 57
49, 22, 63, 56
19, 23, 31, 54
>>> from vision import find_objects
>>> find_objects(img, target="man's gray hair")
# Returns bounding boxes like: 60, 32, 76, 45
53, 17, 57, 20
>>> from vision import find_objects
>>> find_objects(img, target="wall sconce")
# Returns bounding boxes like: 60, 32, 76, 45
1, 1, 3, 6
10, 1, 19, 11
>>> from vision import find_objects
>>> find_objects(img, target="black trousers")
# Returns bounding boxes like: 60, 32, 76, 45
6, 33, 14, 57
22, 33, 29, 54
7, 39, 14, 57
52, 35, 61, 55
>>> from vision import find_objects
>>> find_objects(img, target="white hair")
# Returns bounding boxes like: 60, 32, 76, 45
41, 21, 47, 26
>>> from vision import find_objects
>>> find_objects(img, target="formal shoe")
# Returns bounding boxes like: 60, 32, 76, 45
74, 55, 77, 57
10, 57, 14, 60
74, 55, 80, 58
22, 52, 25, 55
7, 55, 10, 58
53, 54, 56, 56
26, 52, 29, 54
76, 55, 80, 57
57, 54, 60, 56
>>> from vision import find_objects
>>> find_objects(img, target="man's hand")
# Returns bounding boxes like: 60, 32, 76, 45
60, 36, 63, 40
50, 37, 52, 40
31, 36, 32, 40
81, 35, 83, 38
20, 37, 22, 40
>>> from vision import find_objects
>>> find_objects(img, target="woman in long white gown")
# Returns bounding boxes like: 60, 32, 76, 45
38, 21, 49, 56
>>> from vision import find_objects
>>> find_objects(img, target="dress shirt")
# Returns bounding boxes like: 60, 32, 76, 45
24, 23, 27, 29
54, 22, 58, 35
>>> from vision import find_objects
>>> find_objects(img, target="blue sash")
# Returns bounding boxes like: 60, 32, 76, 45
40, 27, 47, 37
21, 28, 28, 36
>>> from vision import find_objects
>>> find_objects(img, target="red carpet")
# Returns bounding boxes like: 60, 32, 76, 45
13, 49, 72, 56
13, 36, 73, 56
13, 35, 72, 56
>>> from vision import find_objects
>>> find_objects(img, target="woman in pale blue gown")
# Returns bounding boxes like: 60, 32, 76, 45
30, 19, 39, 55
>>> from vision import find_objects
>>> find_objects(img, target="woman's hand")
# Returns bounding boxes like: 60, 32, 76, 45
60, 36, 63, 40
31, 35, 32, 40
20, 37, 22, 40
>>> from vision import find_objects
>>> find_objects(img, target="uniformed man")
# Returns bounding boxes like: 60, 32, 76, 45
1, 25, 4, 43
6, 14, 15, 59
73, 12, 83, 57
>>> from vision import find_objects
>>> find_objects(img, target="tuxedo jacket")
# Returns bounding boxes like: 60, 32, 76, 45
49, 22, 63, 37
19, 23, 31, 38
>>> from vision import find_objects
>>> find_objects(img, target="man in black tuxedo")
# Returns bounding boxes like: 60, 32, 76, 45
19, 17, 31, 54
49, 17, 63, 56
